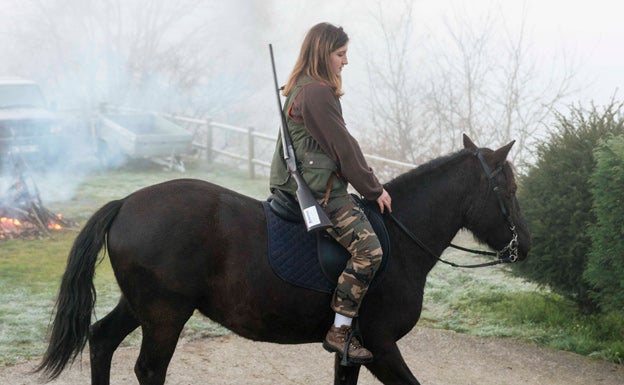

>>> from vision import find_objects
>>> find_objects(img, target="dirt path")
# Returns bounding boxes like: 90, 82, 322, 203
3, 327, 623, 385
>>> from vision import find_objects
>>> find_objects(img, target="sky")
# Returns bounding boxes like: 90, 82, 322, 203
1, 0, 621, 108
503, 0, 624, 105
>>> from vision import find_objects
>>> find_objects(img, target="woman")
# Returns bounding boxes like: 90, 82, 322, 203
270, 22, 392, 364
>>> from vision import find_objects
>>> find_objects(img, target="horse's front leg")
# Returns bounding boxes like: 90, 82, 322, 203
333, 355, 361, 385
365, 342, 420, 385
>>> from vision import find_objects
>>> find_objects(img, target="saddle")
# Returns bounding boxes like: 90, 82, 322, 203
264, 190, 390, 293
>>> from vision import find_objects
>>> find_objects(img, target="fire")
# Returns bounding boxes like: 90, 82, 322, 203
0, 214, 65, 239
0, 216, 23, 239
1, 217, 22, 226
1, 151, 75, 240
1, 216, 22, 234
48, 214, 63, 230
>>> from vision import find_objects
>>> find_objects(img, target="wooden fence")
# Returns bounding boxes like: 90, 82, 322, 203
103, 105, 417, 179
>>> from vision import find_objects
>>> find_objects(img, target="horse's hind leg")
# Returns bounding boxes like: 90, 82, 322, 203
133, 299, 194, 385
89, 296, 140, 385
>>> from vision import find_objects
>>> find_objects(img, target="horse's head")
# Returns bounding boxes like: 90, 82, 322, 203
462, 134, 530, 261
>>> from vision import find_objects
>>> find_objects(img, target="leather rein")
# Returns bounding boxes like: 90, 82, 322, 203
388, 150, 520, 269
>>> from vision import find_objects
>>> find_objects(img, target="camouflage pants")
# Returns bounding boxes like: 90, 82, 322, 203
322, 194, 383, 318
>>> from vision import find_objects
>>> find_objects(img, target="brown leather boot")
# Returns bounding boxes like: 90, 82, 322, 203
322, 325, 373, 364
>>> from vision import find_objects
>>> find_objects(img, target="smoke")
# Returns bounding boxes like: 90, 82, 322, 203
0, 0, 599, 204
0, 0, 485, 199
0, 0, 368, 199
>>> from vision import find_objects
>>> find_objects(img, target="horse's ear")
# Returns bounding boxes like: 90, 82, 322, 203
491, 140, 516, 164
463, 134, 478, 150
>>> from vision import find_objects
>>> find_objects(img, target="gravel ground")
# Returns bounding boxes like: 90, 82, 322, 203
3, 327, 623, 385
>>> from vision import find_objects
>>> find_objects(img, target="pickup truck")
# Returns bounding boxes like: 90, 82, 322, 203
0, 78, 67, 170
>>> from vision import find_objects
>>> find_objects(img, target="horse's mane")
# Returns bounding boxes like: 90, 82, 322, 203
386, 148, 473, 190
386, 146, 518, 195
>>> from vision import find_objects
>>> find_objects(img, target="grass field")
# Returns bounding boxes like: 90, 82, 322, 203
1, 158, 622, 366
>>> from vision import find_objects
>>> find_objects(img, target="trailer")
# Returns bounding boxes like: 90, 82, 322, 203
96, 112, 193, 171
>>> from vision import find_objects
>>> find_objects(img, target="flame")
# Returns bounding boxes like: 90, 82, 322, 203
1, 216, 22, 229
48, 223, 62, 230
1, 171, 70, 239
0, 217, 23, 238
1, 214, 64, 238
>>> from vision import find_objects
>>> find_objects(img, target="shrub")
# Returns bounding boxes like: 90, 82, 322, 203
584, 134, 624, 311
514, 103, 624, 311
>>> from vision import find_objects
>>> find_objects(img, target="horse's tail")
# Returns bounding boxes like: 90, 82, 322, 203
35, 199, 125, 381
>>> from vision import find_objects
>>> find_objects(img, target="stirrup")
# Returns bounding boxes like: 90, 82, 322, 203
339, 325, 369, 366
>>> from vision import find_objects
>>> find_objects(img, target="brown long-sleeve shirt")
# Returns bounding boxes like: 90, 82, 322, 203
287, 82, 383, 201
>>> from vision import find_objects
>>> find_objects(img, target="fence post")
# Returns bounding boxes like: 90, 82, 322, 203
205, 118, 213, 163
248, 126, 255, 179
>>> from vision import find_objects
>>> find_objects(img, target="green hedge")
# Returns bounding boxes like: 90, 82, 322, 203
514, 103, 624, 311
584, 134, 624, 311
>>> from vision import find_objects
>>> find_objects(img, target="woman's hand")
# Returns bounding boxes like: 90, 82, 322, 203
376, 188, 392, 214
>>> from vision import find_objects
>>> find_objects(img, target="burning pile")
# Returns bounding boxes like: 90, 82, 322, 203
1, 169, 76, 240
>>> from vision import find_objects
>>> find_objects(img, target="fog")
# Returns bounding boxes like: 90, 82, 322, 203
0, 0, 621, 201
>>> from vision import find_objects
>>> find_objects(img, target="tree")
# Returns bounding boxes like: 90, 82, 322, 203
359, 0, 430, 165
427, 3, 582, 168
584, 134, 624, 312
358, 1, 580, 170
514, 102, 624, 311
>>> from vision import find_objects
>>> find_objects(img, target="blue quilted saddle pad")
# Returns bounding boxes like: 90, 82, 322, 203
263, 201, 335, 293
262, 198, 389, 294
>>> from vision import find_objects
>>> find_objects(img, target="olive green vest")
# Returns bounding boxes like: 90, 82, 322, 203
269, 78, 347, 199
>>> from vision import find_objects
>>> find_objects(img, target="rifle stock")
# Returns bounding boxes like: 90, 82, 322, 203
269, 43, 333, 232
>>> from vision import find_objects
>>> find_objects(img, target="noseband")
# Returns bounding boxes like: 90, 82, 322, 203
388, 150, 520, 268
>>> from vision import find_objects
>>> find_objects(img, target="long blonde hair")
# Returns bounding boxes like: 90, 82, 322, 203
283, 22, 349, 98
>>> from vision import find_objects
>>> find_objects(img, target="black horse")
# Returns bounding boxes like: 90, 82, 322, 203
36, 135, 530, 385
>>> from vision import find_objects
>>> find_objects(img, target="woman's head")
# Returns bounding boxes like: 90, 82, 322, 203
284, 22, 349, 97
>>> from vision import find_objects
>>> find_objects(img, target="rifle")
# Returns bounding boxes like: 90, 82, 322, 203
269, 43, 333, 232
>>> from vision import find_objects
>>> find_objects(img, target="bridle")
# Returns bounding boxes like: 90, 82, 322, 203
388, 150, 520, 269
